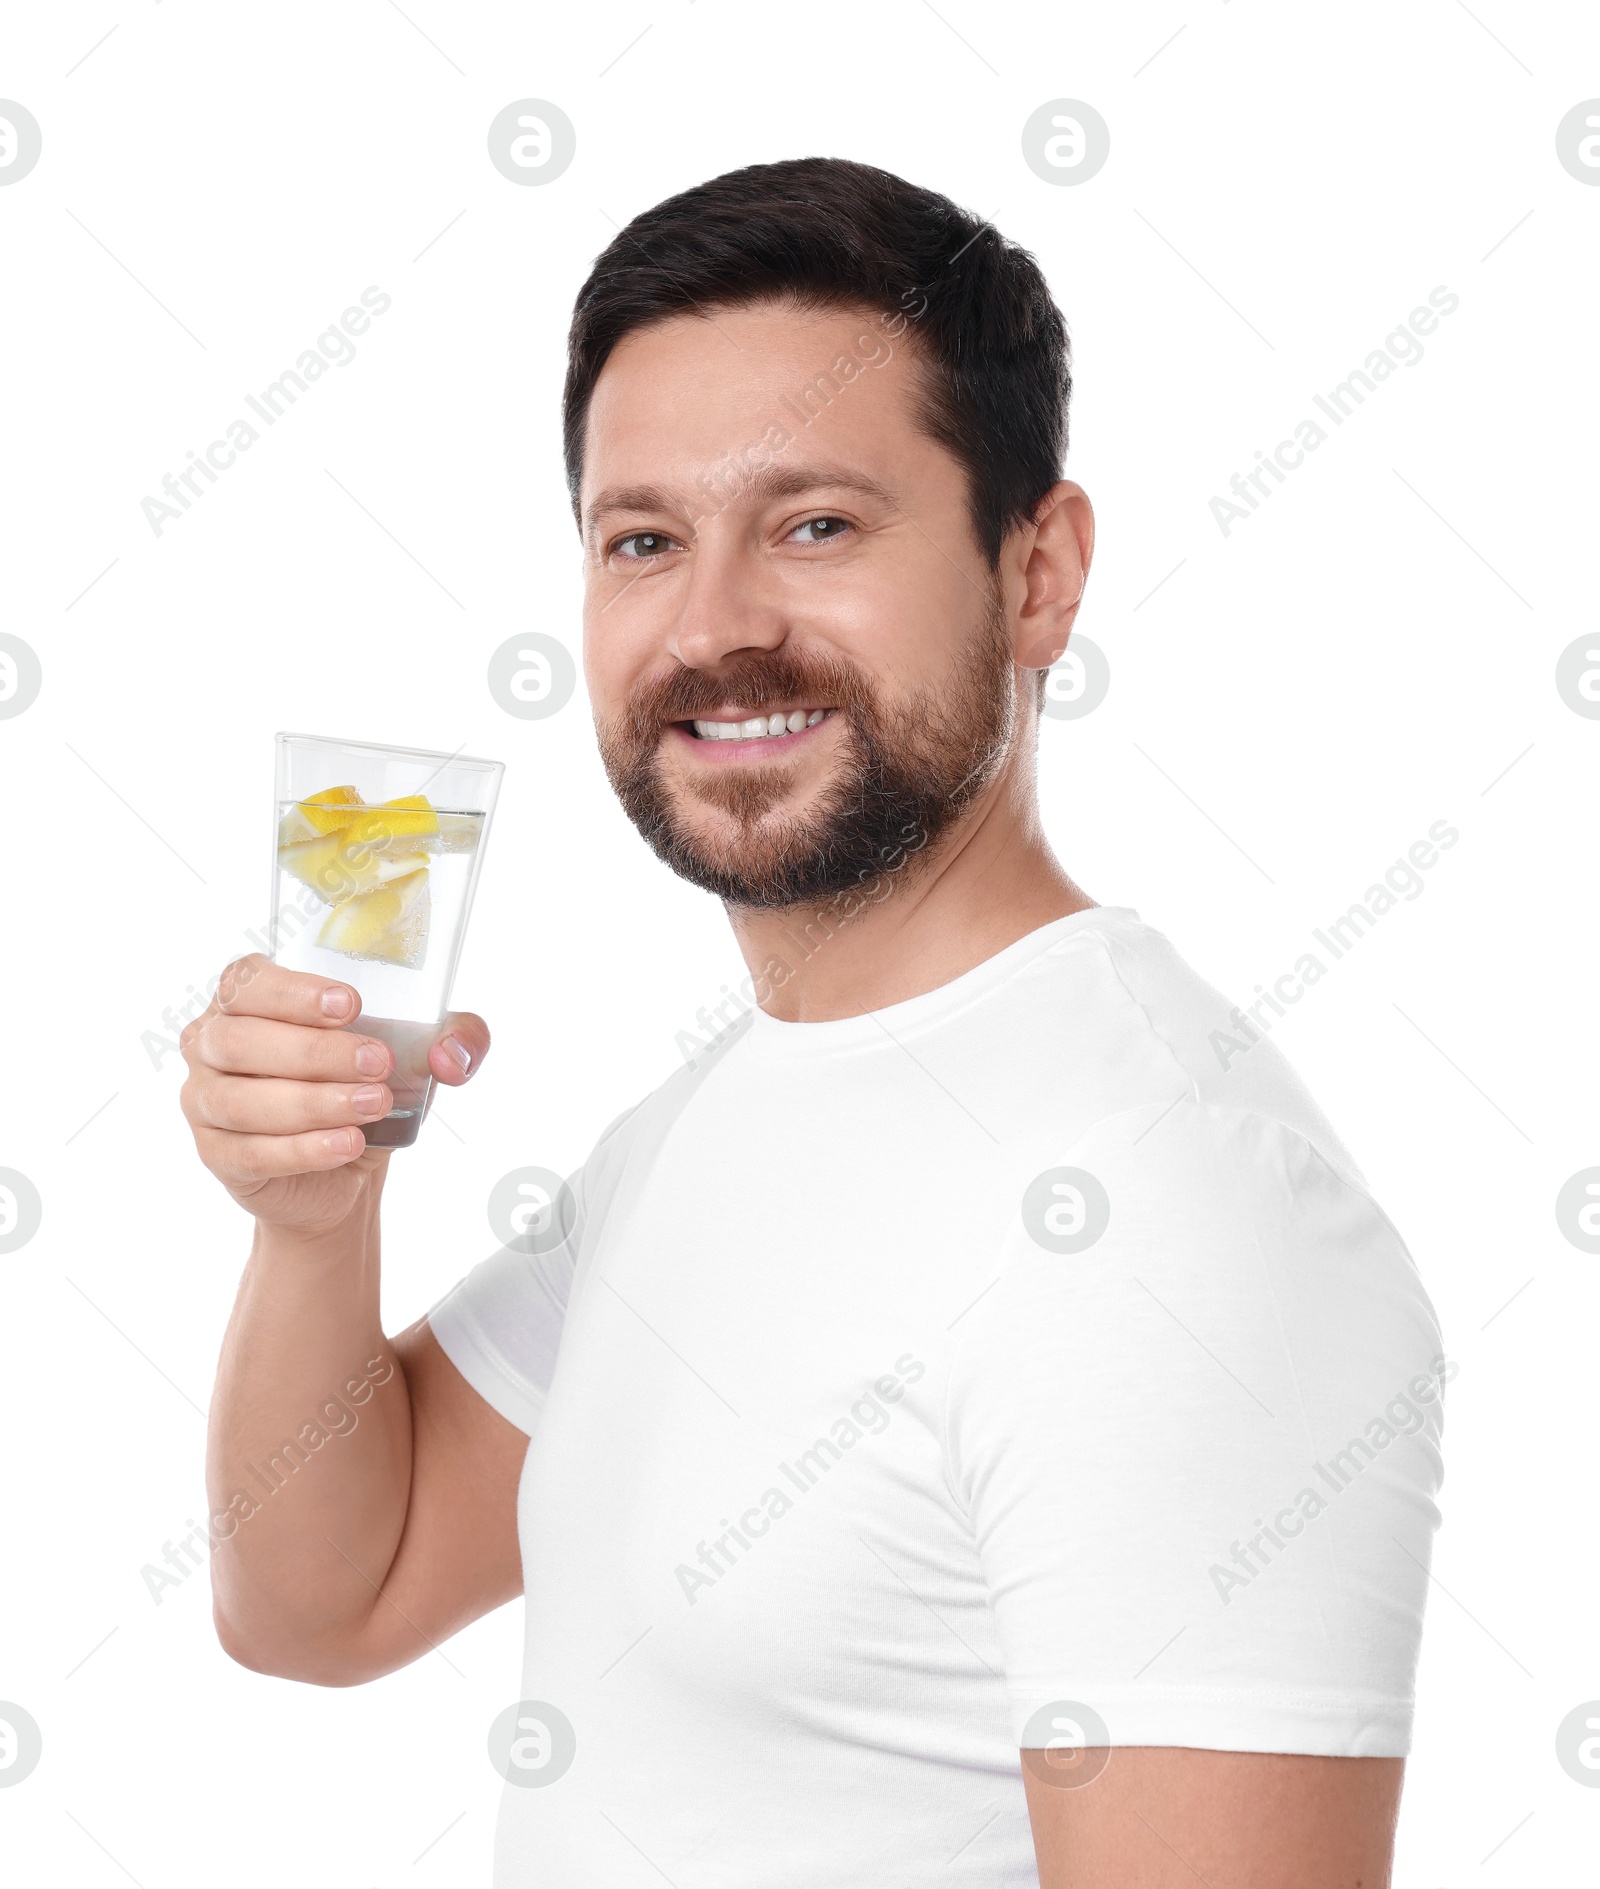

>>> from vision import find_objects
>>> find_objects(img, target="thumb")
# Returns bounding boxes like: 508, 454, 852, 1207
428, 1011, 490, 1086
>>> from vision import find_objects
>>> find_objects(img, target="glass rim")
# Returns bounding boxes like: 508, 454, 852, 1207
276, 729, 505, 774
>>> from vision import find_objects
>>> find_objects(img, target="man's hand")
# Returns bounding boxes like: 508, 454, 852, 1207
1024, 1746, 1403, 1887
188, 953, 518, 1684
179, 952, 490, 1236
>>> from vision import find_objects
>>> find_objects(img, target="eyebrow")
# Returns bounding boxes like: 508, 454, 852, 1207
584, 461, 901, 532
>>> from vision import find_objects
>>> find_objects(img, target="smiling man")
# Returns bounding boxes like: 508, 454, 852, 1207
187, 158, 1444, 1887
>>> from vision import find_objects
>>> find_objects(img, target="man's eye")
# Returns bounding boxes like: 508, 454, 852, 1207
788, 516, 852, 544
614, 532, 678, 559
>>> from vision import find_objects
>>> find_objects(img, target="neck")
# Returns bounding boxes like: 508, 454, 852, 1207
725, 750, 1094, 1024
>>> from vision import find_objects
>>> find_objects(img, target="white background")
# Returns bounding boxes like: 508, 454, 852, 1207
1, 2, 1596, 1882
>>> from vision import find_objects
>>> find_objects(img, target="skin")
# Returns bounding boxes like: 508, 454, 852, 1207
185, 973, 519, 1683
582, 300, 1094, 1012
1023, 1746, 1401, 1886
190, 297, 1403, 1882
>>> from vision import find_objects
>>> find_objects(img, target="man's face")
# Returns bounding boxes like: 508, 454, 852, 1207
579, 300, 1023, 908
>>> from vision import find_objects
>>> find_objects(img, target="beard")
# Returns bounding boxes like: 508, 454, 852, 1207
594, 582, 1018, 909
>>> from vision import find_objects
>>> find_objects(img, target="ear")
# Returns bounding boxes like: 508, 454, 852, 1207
1012, 481, 1095, 671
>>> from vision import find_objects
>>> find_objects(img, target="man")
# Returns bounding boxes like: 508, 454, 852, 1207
183, 158, 1444, 1885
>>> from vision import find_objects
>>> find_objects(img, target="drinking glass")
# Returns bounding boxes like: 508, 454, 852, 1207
270, 733, 504, 1148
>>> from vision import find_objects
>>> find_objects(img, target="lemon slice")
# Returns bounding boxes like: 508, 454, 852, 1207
316, 867, 431, 968
279, 784, 366, 846
340, 795, 440, 848
280, 834, 430, 903
278, 833, 339, 895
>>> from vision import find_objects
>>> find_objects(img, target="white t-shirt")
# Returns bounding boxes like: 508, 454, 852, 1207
428, 905, 1445, 1886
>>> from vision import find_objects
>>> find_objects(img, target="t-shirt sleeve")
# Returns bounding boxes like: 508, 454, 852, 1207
945, 1097, 1446, 1759
425, 1104, 642, 1435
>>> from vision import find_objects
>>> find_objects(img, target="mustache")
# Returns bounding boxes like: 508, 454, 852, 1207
619, 649, 876, 734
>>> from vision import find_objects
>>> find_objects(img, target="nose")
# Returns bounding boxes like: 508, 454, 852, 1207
667, 529, 789, 673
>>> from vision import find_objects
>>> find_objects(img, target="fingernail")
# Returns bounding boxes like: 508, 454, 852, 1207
442, 1035, 471, 1074
326, 1128, 360, 1157
322, 986, 354, 1019
352, 1085, 386, 1115
355, 1041, 388, 1077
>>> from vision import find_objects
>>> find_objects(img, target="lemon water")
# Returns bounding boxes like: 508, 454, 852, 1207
272, 804, 486, 1147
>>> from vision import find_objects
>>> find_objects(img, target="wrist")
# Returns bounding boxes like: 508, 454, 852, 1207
249, 1185, 383, 1273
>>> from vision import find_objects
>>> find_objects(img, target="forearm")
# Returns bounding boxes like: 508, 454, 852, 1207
206, 1193, 412, 1681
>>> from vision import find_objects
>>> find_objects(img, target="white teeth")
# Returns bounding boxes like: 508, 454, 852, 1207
689, 708, 832, 742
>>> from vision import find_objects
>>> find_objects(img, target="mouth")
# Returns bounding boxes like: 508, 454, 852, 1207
670, 704, 838, 755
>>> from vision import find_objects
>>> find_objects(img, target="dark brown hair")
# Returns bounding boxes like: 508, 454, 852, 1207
561, 155, 1071, 572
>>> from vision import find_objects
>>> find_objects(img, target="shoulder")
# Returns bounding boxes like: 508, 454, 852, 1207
950, 1088, 1443, 1461
584, 1006, 757, 1191
1002, 908, 1372, 1197
999, 1086, 1429, 1311
947, 1088, 1446, 1523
